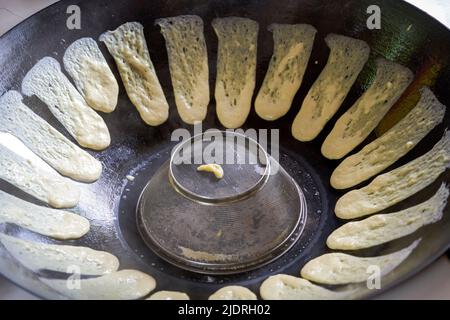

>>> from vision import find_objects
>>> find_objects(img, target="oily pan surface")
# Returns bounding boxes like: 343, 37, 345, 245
0, 0, 449, 299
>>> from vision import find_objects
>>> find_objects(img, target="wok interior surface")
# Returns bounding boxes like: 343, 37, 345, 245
0, 0, 449, 299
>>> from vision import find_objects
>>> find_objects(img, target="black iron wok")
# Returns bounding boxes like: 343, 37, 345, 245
0, 0, 449, 299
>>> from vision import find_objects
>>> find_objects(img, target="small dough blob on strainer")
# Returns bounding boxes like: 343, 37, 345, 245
197, 164, 224, 179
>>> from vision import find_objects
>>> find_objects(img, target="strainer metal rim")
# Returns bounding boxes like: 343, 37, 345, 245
136, 165, 308, 274
168, 130, 271, 204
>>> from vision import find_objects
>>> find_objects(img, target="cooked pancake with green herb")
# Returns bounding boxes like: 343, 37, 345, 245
156, 15, 209, 124
292, 34, 369, 141
335, 131, 450, 219
256, 24, 316, 121
331, 87, 445, 189
322, 58, 414, 159
100, 22, 169, 126
328, 184, 448, 250
212, 17, 258, 128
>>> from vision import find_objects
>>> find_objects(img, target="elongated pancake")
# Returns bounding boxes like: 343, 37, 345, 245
147, 291, 190, 300
208, 286, 257, 300
328, 184, 448, 250
0, 234, 118, 275
301, 240, 420, 285
331, 87, 445, 189
156, 15, 209, 124
63, 37, 119, 113
0, 91, 102, 182
0, 144, 79, 208
260, 274, 350, 300
291, 34, 369, 141
335, 131, 450, 219
255, 24, 316, 121
0, 190, 89, 240
322, 58, 414, 159
212, 17, 258, 128
21, 57, 110, 150
100, 22, 169, 126
41, 269, 156, 300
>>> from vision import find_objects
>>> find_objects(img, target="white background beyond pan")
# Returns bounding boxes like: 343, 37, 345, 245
0, 0, 449, 300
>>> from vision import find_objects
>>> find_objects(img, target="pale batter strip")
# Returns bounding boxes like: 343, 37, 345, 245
328, 184, 448, 250
260, 274, 352, 300
0, 90, 102, 182
0, 190, 89, 240
209, 286, 257, 300
64, 37, 119, 113
147, 290, 190, 300
0, 144, 80, 208
41, 269, 156, 300
21, 57, 111, 150
0, 234, 119, 275
301, 240, 420, 284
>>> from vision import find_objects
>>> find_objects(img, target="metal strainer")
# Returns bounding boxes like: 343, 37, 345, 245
137, 131, 307, 274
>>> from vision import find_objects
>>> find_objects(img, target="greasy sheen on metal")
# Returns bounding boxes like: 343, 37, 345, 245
0, 0, 449, 299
